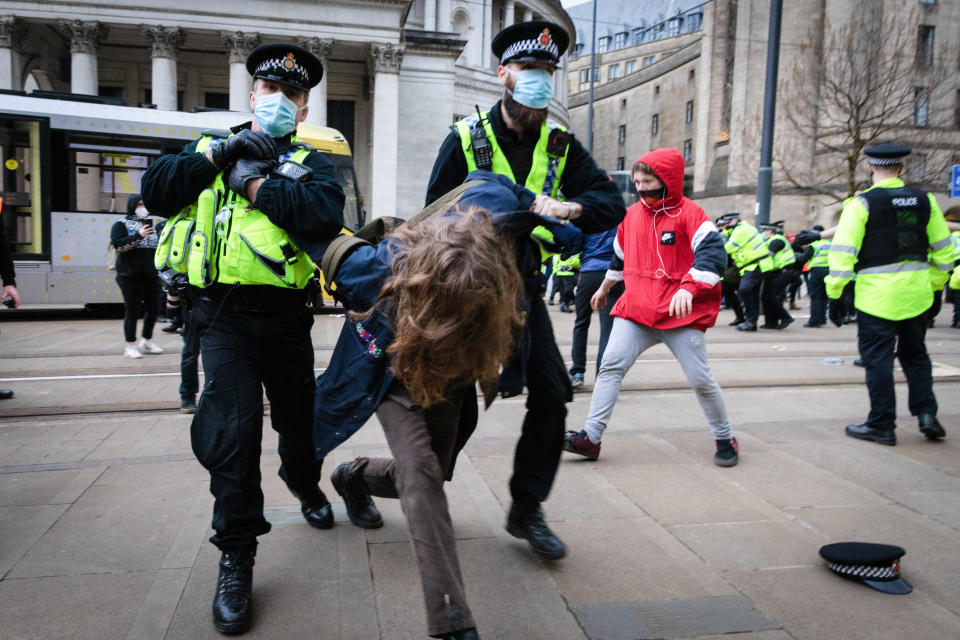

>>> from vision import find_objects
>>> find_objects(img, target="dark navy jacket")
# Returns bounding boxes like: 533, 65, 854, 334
580, 229, 617, 272
312, 170, 582, 459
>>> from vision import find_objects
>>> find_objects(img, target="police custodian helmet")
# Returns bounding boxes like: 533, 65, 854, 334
863, 143, 911, 166
819, 542, 913, 595
246, 43, 324, 92
491, 21, 570, 68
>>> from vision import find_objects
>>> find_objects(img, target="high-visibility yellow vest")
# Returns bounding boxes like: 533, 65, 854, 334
724, 221, 768, 274
154, 134, 315, 289
809, 240, 830, 268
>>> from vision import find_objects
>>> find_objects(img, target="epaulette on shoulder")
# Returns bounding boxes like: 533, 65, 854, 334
201, 128, 233, 139
292, 140, 316, 151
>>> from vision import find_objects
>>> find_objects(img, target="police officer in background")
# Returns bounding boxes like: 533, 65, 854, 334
758, 220, 795, 330
719, 212, 768, 332
422, 21, 625, 559
824, 144, 953, 446
798, 225, 830, 327
142, 43, 344, 634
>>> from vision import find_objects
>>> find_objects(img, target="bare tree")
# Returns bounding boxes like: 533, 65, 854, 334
775, 9, 958, 206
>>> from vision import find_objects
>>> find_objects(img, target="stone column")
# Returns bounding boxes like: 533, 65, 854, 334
58, 20, 108, 95
504, 0, 515, 27
423, 0, 437, 31
297, 37, 333, 126
368, 43, 403, 219
437, 0, 452, 31
482, 0, 493, 67
141, 25, 185, 111
0, 16, 24, 90
221, 31, 259, 112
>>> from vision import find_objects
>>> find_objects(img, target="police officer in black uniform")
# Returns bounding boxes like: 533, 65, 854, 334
142, 44, 344, 634
423, 21, 625, 559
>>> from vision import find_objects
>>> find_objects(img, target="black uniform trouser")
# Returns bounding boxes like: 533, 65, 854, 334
721, 279, 744, 321
738, 268, 763, 324
191, 299, 320, 551
807, 267, 828, 325
570, 271, 623, 376
556, 273, 576, 306
511, 295, 571, 509
858, 310, 937, 431
761, 269, 791, 326
179, 304, 201, 401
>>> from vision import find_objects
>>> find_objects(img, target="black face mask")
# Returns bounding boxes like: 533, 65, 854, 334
638, 186, 668, 205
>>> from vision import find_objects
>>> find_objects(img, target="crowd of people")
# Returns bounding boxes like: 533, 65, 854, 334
3, 17, 959, 640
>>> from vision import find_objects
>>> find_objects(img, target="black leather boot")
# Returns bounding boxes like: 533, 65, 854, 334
918, 414, 946, 440
844, 423, 896, 446
278, 467, 334, 529
505, 504, 566, 560
330, 460, 383, 529
213, 548, 255, 634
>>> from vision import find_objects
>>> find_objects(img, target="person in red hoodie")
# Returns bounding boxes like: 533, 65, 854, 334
563, 148, 739, 466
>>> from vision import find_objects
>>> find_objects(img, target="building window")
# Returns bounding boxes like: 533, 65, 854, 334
913, 87, 929, 126
572, 43, 585, 59
910, 152, 927, 181
654, 85, 660, 95
617, 156, 625, 171
917, 25, 935, 67
955, 90, 960, 129
651, 113, 659, 136
625, 60, 638, 74
685, 100, 694, 124
686, 12, 702, 31
621, 98, 627, 110
642, 55, 656, 68
618, 124, 626, 143
683, 139, 693, 163
689, 68, 696, 81
631, 28, 643, 46
608, 64, 621, 81
598, 36, 610, 52
579, 69, 588, 84
614, 31, 627, 49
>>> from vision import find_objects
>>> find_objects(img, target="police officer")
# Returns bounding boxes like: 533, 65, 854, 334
422, 21, 625, 559
719, 213, 768, 331
142, 43, 345, 634
824, 144, 953, 446
758, 220, 795, 330
800, 225, 830, 327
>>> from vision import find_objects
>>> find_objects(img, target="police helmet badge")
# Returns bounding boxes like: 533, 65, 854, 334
539, 28, 552, 46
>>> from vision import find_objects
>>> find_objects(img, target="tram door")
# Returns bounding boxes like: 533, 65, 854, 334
0, 117, 45, 258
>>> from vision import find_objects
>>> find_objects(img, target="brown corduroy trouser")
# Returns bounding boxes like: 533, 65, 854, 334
352, 382, 475, 637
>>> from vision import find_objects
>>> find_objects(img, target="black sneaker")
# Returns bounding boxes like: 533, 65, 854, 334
714, 438, 739, 467
330, 461, 383, 529
505, 504, 566, 560
213, 548, 255, 634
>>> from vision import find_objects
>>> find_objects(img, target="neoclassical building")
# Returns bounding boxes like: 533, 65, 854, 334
0, 0, 574, 219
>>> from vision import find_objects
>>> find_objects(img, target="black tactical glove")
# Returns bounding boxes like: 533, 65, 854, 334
828, 299, 846, 327
228, 158, 277, 197
209, 130, 278, 171
793, 230, 821, 247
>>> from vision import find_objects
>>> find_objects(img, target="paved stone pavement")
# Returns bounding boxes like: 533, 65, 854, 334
1, 299, 959, 639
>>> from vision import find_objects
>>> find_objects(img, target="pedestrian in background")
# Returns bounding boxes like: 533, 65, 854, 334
568, 229, 623, 388
0, 202, 19, 400
110, 193, 163, 359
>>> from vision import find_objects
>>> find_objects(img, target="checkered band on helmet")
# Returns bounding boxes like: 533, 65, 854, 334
255, 56, 309, 86
825, 561, 900, 580
867, 156, 906, 166
500, 37, 560, 64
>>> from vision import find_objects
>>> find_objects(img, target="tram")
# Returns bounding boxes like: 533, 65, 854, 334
0, 92, 365, 307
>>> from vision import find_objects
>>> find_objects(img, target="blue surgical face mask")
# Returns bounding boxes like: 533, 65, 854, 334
508, 68, 554, 109
254, 90, 300, 137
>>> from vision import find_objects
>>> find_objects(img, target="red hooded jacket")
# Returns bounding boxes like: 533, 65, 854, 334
608, 148, 726, 332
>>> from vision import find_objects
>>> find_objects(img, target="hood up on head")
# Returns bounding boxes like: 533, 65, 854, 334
633, 147, 685, 210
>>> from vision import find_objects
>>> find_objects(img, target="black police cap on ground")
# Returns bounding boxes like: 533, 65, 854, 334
246, 43, 323, 92
864, 143, 911, 166
819, 542, 913, 595
492, 21, 570, 68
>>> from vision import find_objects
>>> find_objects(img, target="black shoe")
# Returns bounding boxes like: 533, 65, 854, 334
547, 299, 555, 305
918, 414, 946, 440
161, 323, 180, 333
778, 316, 794, 330
803, 321, 822, 328
505, 504, 566, 560
440, 628, 480, 640
278, 467, 334, 529
559, 302, 572, 313
853, 359, 864, 367
330, 461, 383, 529
729, 318, 745, 326
736, 321, 757, 332
180, 397, 197, 414
213, 548, 254, 634
0, 389, 13, 400
844, 423, 896, 446
714, 437, 739, 467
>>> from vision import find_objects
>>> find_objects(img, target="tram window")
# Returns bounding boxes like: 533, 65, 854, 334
68, 137, 163, 213
0, 118, 43, 254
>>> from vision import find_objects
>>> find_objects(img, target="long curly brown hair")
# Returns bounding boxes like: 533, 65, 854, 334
357, 208, 524, 408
